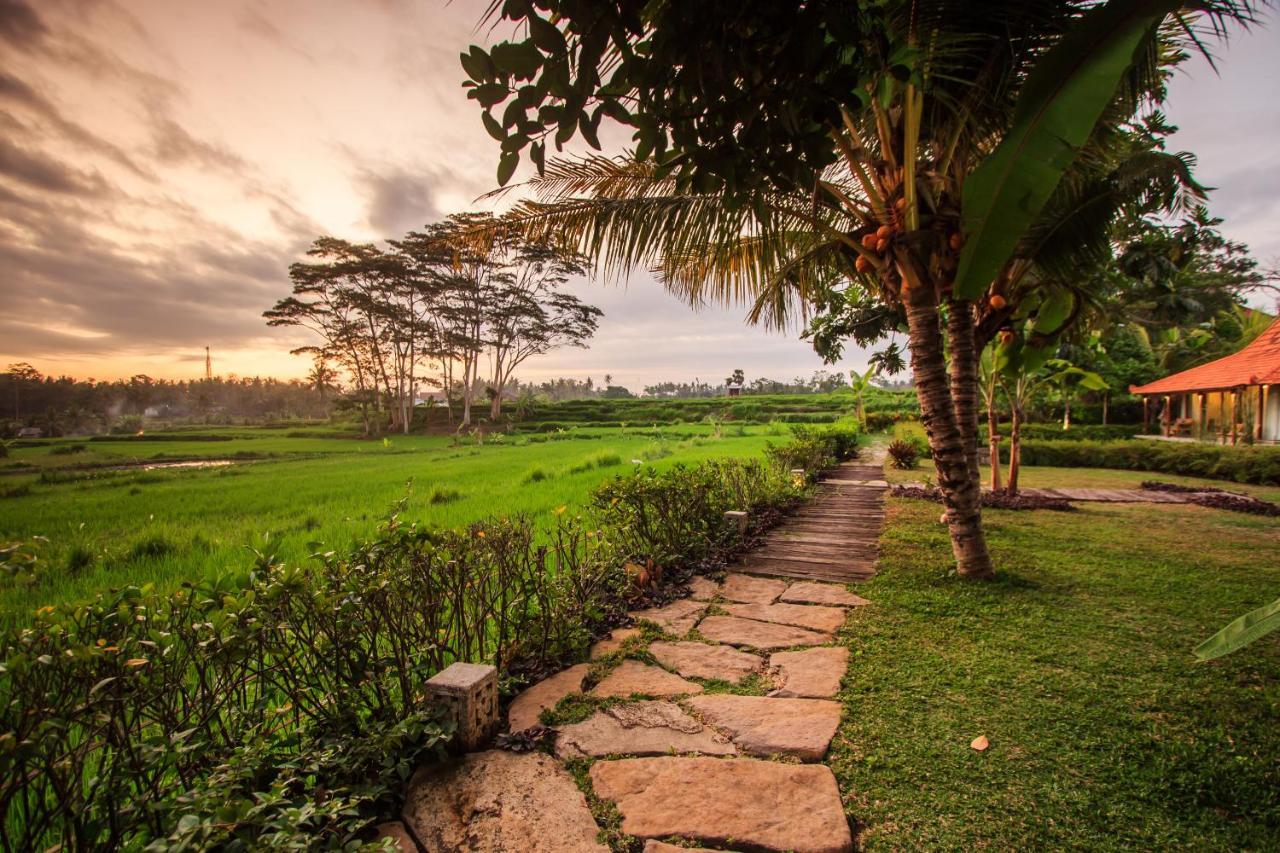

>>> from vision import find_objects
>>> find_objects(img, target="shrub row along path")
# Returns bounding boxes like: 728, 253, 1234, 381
391, 452, 887, 853
895, 482, 1206, 503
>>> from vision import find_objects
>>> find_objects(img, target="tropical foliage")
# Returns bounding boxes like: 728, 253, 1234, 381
462, 0, 1257, 578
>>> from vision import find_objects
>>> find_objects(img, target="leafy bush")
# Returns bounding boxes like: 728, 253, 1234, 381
864, 411, 909, 432
766, 424, 860, 476
1004, 440, 1280, 486
48, 443, 88, 456
428, 487, 462, 504
0, 439, 819, 850
887, 439, 921, 469
522, 466, 552, 483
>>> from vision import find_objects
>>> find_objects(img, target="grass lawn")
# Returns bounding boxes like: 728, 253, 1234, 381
834, 494, 1280, 849
0, 424, 784, 621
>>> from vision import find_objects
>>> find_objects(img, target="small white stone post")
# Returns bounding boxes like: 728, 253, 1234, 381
424, 662, 498, 751
724, 510, 749, 536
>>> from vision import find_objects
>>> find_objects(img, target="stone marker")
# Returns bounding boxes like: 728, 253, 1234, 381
723, 601, 848, 634
590, 627, 643, 659
684, 694, 842, 761
589, 757, 853, 853
554, 701, 734, 759
688, 576, 721, 601
373, 821, 418, 852
423, 662, 497, 750
593, 660, 703, 698
718, 573, 788, 604
779, 581, 870, 608
507, 663, 590, 732
697, 615, 831, 650
628, 598, 706, 634
404, 750, 607, 853
770, 647, 849, 698
649, 641, 762, 683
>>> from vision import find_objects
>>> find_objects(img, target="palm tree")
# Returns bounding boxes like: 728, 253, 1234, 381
465, 0, 1255, 577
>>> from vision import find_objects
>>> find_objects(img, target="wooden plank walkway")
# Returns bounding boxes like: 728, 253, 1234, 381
734, 458, 886, 584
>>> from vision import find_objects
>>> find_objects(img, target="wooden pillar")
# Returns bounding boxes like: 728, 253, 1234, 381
1255, 386, 1265, 442
1142, 396, 1150, 433
1231, 389, 1241, 446
1199, 393, 1208, 442
1163, 395, 1171, 437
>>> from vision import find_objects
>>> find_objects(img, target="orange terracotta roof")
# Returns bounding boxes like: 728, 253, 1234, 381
1131, 316, 1280, 394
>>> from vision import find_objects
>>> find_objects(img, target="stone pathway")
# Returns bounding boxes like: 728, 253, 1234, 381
400, 451, 889, 852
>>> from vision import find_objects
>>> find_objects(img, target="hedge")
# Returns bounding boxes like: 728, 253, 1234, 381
0, 430, 843, 851
996, 423, 1144, 442
1001, 440, 1280, 486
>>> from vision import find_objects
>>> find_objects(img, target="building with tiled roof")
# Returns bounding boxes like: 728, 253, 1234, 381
1130, 315, 1280, 443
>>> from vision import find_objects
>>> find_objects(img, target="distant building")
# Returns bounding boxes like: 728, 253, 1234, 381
17, 427, 42, 438
1130, 315, 1280, 443
725, 382, 743, 398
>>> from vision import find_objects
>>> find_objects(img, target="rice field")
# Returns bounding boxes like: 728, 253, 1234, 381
0, 423, 788, 621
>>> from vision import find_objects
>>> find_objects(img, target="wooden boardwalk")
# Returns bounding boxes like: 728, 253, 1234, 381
735, 458, 886, 584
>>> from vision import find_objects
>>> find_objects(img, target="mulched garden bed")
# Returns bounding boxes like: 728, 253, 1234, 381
1141, 481, 1280, 517
891, 484, 1076, 511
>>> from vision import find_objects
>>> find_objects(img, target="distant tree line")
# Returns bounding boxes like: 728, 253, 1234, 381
0, 365, 330, 437
266, 213, 602, 435
643, 369, 852, 398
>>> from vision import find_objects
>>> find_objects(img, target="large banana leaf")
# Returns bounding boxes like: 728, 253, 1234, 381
954, 0, 1178, 299
1194, 596, 1280, 661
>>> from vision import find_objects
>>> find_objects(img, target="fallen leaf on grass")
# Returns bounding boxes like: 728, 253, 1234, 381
970, 735, 989, 752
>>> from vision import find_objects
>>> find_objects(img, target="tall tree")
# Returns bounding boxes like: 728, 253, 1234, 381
462, 0, 1250, 576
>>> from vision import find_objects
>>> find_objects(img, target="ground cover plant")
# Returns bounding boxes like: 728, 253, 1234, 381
0, 422, 794, 620
0, 427, 856, 850
833, 496, 1280, 850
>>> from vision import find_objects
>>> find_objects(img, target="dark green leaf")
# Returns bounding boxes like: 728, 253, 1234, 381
497, 150, 519, 186
1195, 596, 1280, 661
954, 0, 1179, 299
491, 40, 542, 79
481, 112, 505, 142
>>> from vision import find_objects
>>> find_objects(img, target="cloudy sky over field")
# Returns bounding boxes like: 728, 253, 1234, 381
1, 0, 1276, 388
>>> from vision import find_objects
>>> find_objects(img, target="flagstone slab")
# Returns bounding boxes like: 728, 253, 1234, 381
684, 694, 842, 761
649, 641, 763, 683
770, 647, 849, 698
688, 576, 721, 600
554, 701, 734, 759
629, 599, 706, 635
404, 750, 606, 853
718, 573, 788, 604
697, 615, 831, 650
780, 581, 870, 607
590, 627, 643, 659
643, 842, 723, 853
589, 757, 853, 853
593, 660, 703, 698
507, 663, 590, 732
722, 601, 848, 633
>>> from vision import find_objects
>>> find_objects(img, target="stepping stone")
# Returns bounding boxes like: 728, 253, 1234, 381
684, 694, 842, 761
554, 701, 734, 759
507, 663, 590, 731
650, 641, 763, 683
688, 576, 720, 600
643, 843, 721, 853
780, 581, 870, 607
590, 627, 643, 659
718, 573, 788, 604
594, 660, 703, 698
404, 750, 606, 852
770, 647, 849, 698
698, 615, 831, 651
629, 599, 706, 634
723, 601, 848, 634
589, 757, 853, 853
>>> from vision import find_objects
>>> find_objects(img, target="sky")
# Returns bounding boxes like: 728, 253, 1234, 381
0, 1, 1276, 390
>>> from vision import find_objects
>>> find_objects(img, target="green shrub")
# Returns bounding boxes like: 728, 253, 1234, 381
887, 439, 921, 469
1004, 440, 1280, 486
428, 487, 462, 504
522, 466, 552, 483
64, 545, 96, 574
998, 423, 1142, 442
766, 424, 860, 475
48, 444, 88, 456
128, 534, 176, 561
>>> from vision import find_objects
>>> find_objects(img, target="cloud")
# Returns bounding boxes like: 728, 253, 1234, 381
0, 136, 108, 195
0, 0, 46, 49
358, 164, 444, 237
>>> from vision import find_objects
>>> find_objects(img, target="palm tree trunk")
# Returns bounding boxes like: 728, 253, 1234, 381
947, 299, 981, 487
988, 402, 1002, 492
903, 282, 994, 578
